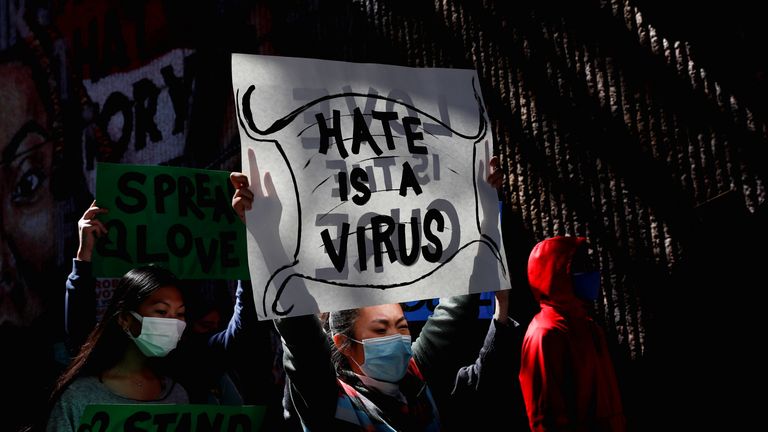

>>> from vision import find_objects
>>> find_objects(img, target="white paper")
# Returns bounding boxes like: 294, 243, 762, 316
232, 54, 509, 319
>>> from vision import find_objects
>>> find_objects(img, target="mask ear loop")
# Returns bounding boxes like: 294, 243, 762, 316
349, 354, 365, 371
343, 335, 367, 372
331, 319, 366, 371
124, 311, 143, 336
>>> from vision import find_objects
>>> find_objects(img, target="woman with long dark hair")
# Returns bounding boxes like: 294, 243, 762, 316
45, 266, 188, 431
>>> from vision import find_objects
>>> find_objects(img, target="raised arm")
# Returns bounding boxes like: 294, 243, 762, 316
274, 315, 339, 430
452, 289, 519, 392
412, 155, 506, 383
231, 165, 339, 428
65, 201, 108, 353
206, 246, 258, 351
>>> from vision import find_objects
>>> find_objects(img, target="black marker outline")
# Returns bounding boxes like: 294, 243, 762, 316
241, 79, 485, 140
236, 88, 303, 261
270, 238, 501, 316
237, 79, 509, 316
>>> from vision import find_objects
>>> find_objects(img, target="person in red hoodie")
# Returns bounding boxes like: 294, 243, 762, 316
519, 236, 625, 431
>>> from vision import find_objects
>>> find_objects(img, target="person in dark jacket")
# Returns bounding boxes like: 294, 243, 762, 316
231, 156, 518, 430
519, 236, 625, 431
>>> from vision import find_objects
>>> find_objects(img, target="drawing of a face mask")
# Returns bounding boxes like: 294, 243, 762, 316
232, 55, 507, 319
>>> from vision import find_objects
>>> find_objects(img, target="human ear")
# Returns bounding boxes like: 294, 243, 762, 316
117, 311, 137, 336
333, 333, 347, 352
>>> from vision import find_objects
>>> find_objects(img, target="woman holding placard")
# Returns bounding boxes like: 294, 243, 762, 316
231, 156, 518, 431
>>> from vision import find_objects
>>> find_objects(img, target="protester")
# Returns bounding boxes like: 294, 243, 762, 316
46, 265, 189, 431
519, 236, 625, 431
231, 156, 518, 430
63, 201, 289, 427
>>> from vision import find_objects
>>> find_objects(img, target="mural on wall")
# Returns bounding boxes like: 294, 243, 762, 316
0, 0, 206, 328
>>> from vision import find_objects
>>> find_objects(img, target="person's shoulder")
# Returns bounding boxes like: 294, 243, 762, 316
50, 376, 102, 425
60, 375, 102, 398
527, 309, 568, 334
160, 375, 190, 403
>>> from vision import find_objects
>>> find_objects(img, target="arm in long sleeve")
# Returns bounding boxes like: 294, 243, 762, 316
411, 294, 481, 385
206, 280, 282, 409
274, 315, 340, 431
452, 317, 520, 393
519, 328, 571, 432
412, 204, 506, 385
64, 259, 97, 355
444, 316, 530, 431
207, 280, 258, 352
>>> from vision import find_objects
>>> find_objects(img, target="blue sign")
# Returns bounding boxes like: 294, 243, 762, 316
403, 291, 495, 321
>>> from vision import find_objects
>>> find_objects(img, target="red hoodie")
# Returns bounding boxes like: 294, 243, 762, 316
519, 237, 625, 432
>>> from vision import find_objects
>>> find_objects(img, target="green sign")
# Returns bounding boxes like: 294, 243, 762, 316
93, 163, 249, 279
78, 404, 264, 432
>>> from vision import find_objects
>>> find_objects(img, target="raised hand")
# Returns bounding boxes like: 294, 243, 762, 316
477, 155, 504, 233
77, 201, 108, 262
487, 155, 504, 190
230, 173, 253, 224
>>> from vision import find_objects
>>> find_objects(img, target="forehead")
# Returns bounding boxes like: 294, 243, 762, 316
0, 63, 47, 153
357, 303, 405, 324
141, 285, 184, 306
0, 63, 43, 115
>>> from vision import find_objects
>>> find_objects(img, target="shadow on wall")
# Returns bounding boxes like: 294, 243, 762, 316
639, 190, 765, 429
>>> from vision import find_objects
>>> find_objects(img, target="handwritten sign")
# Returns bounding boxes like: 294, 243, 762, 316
232, 55, 509, 319
77, 404, 264, 432
93, 163, 248, 279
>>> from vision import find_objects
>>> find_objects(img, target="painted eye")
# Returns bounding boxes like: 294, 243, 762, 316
11, 168, 46, 204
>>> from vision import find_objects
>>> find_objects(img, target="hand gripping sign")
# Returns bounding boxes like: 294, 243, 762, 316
232, 54, 509, 319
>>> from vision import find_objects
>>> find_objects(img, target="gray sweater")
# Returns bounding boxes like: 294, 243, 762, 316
46, 375, 188, 431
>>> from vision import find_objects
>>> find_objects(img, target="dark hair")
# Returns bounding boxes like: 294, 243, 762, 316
323, 308, 361, 374
48, 265, 180, 405
322, 304, 410, 374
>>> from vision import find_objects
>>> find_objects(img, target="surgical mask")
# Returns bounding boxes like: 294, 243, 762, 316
349, 333, 413, 383
572, 271, 601, 301
126, 311, 186, 357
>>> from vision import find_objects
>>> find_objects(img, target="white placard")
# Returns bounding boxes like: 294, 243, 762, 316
232, 54, 508, 319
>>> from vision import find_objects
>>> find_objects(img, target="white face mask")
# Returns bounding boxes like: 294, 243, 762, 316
126, 311, 186, 357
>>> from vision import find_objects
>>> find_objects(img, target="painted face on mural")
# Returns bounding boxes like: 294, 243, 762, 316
0, 62, 56, 326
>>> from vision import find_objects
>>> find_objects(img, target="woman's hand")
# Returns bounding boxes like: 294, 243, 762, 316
230, 172, 253, 224
76, 201, 108, 262
493, 288, 509, 323
487, 155, 504, 190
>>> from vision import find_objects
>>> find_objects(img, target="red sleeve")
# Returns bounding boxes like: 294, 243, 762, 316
519, 327, 571, 432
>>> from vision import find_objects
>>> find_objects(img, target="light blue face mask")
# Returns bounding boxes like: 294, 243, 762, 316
349, 333, 413, 383
572, 271, 601, 301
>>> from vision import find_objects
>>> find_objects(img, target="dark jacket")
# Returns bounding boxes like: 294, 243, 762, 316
276, 294, 519, 431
